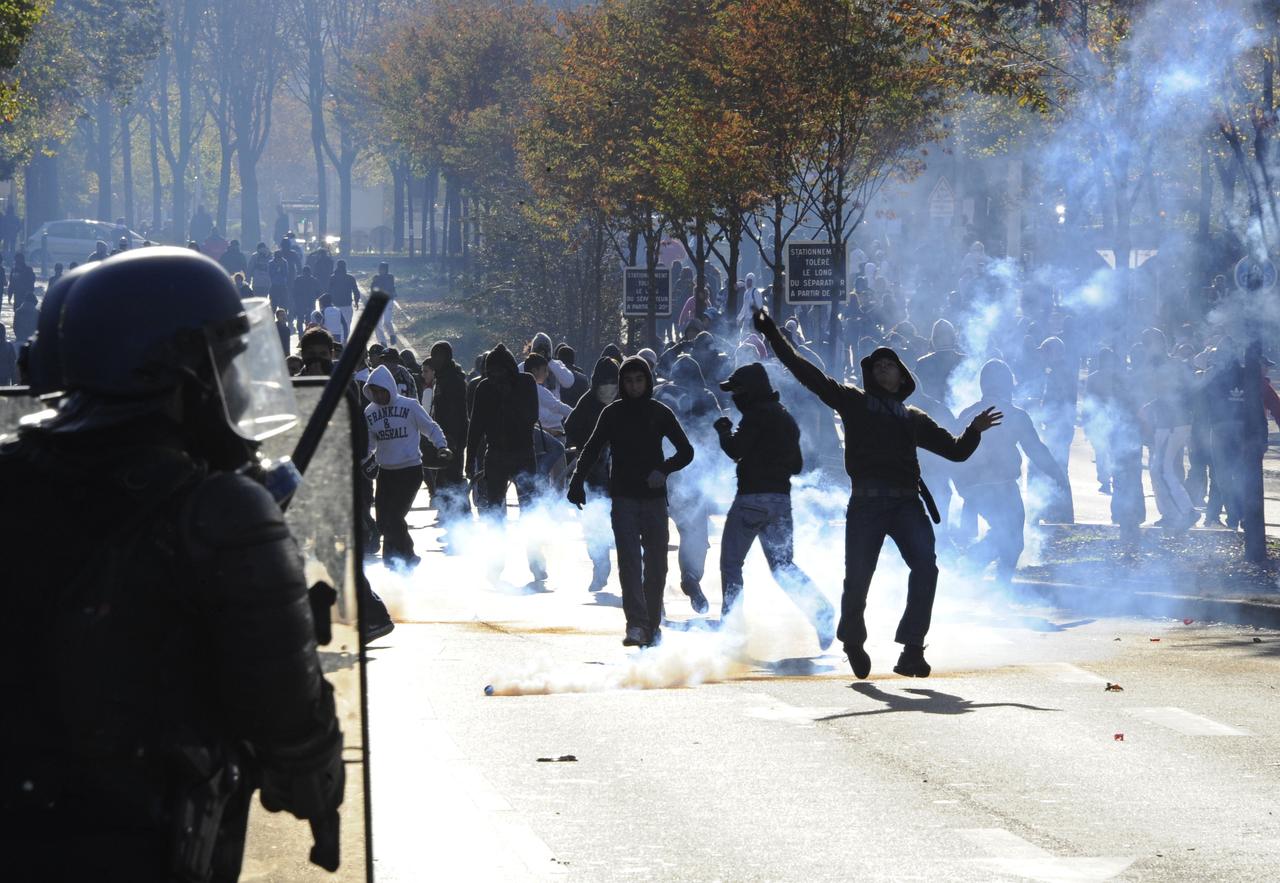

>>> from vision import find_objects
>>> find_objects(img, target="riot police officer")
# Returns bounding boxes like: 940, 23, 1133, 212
0, 248, 344, 881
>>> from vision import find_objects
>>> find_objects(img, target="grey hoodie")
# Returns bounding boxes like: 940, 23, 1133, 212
363, 364, 446, 468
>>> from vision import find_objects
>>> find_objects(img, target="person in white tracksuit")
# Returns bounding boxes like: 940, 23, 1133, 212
364, 364, 450, 566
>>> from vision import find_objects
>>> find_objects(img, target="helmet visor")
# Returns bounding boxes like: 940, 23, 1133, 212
209, 298, 298, 441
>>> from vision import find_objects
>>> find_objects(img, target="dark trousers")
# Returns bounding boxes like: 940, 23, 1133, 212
476, 452, 544, 576
837, 495, 938, 649
374, 465, 422, 562
610, 496, 669, 632
959, 480, 1024, 582
434, 460, 469, 528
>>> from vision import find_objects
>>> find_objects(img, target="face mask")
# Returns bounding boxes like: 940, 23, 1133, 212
302, 357, 333, 376
597, 383, 618, 403
732, 392, 751, 412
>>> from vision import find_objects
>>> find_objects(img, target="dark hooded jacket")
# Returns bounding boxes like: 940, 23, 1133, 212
759, 322, 980, 489
565, 358, 619, 491
717, 362, 803, 495
655, 354, 721, 433
570, 356, 694, 499
428, 342, 469, 453
464, 343, 538, 476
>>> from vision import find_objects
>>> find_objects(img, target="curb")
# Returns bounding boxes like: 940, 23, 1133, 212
1013, 577, 1280, 631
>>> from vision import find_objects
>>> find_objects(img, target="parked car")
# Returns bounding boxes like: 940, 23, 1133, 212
26, 219, 146, 267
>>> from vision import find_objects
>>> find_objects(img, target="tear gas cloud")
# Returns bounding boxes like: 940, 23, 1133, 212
370, 0, 1271, 695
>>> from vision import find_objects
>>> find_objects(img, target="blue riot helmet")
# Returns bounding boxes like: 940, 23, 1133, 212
57, 248, 299, 458
23, 263, 96, 396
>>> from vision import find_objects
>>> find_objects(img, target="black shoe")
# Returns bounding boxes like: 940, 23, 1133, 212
682, 579, 709, 615
531, 562, 548, 582
644, 627, 662, 647
845, 643, 871, 679
893, 645, 931, 678
623, 625, 647, 647
363, 619, 395, 642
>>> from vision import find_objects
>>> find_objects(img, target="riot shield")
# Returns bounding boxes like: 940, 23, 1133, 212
0, 384, 372, 881
248, 376, 372, 881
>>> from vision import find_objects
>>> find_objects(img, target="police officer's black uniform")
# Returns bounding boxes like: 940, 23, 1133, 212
0, 248, 344, 881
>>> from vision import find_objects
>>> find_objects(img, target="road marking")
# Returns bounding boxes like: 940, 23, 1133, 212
1030, 662, 1109, 685
1127, 707, 1250, 736
959, 828, 1135, 881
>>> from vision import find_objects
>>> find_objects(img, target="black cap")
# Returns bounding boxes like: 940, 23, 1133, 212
719, 361, 771, 394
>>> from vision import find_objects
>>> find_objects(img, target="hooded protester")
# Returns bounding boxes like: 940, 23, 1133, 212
328, 259, 360, 328
565, 358, 621, 591
524, 352, 573, 486
599, 343, 624, 365
248, 243, 271, 293
752, 308, 1002, 679
1028, 336, 1077, 523
267, 250, 290, 313
654, 354, 722, 613
690, 331, 732, 393
714, 363, 835, 647
371, 261, 398, 346
364, 364, 450, 567
913, 319, 965, 401
306, 244, 334, 288
291, 265, 321, 335
555, 343, 591, 406
465, 343, 547, 580
428, 340, 471, 531
522, 331, 573, 395
219, 239, 247, 277
953, 360, 1069, 582
568, 356, 695, 647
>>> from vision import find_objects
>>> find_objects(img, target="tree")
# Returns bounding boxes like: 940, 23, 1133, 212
146, 0, 206, 240
206, 0, 285, 244
70, 0, 163, 222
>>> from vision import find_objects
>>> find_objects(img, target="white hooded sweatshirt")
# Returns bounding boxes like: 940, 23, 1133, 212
363, 364, 446, 469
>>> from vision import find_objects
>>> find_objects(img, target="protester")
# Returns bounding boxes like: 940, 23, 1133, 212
715, 362, 835, 647
465, 343, 547, 581
568, 356, 694, 647
565, 357, 621, 592
752, 308, 1002, 679
363, 363, 450, 567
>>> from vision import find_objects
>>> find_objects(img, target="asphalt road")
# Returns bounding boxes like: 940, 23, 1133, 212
362, 494, 1280, 882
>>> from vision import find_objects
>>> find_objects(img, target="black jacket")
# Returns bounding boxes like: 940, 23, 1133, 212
761, 320, 979, 489
429, 357, 469, 452
717, 363, 803, 495
565, 358, 619, 491
465, 343, 538, 475
571, 356, 693, 499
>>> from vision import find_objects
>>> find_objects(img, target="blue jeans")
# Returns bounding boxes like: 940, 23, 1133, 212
958, 480, 1024, 582
839, 494, 938, 648
720, 493, 833, 633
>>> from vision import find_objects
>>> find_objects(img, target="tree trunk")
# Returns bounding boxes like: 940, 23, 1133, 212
24, 149, 60, 233
238, 148, 261, 245
215, 134, 231, 242
391, 159, 404, 252
426, 167, 438, 258
405, 170, 414, 258
460, 191, 469, 265
439, 177, 451, 267
120, 107, 135, 228
148, 116, 162, 236
95, 98, 113, 222
313, 131, 328, 239
1197, 147, 1212, 241
447, 178, 463, 259
336, 155, 353, 256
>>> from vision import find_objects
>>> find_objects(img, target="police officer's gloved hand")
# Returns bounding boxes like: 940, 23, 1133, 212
567, 480, 586, 509
713, 416, 733, 434
259, 715, 345, 820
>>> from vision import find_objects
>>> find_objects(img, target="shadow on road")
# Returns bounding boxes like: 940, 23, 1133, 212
815, 683, 1060, 721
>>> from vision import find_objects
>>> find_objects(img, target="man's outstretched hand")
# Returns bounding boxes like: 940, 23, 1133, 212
969, 406, 1004, 434
567, 481, 586, 510
751, 307, 776, 336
